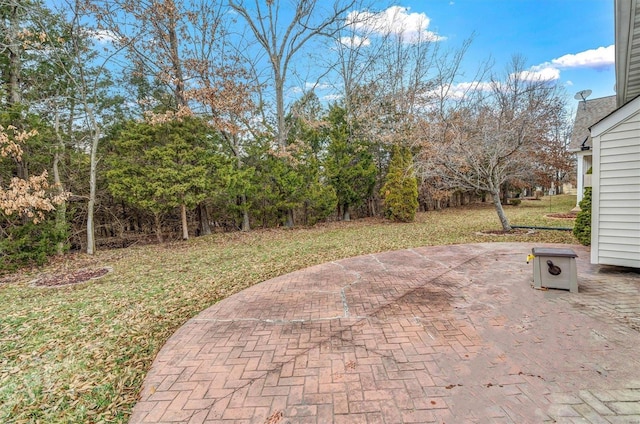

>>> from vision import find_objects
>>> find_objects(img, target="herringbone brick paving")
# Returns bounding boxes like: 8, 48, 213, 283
130, 243, 640, 423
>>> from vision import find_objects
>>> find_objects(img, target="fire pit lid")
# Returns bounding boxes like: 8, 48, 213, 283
532, 247, 578, 258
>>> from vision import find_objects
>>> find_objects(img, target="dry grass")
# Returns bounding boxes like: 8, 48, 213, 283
0, 195, 579, 423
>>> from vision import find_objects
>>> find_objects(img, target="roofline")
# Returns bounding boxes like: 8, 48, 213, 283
568, 147, 592, 153
615, 0, 637, 106
590, 94, 640, 137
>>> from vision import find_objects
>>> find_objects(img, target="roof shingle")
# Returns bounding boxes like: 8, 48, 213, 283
569, 95, 617, 152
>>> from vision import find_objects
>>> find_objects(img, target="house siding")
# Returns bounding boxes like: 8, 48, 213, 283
591, 108, 640, 268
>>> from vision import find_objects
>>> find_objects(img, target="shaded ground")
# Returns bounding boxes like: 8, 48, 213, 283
131, 243, 640, 423
31, 267, 112, 287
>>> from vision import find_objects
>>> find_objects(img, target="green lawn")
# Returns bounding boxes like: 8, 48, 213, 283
0, 195, 580, 423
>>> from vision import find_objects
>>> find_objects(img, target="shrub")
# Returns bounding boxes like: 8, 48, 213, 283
0, 220, 68, 272
509, 198, 522, 206
381, 145, 418, 222
573, 187, 592, 246
306, 182, 338, 225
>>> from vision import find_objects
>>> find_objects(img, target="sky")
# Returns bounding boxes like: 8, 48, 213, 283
341, 0, 616, 108
75, 0, 617, 116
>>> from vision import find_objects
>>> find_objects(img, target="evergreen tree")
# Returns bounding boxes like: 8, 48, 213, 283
381, 145, 418, 222
105, 117, 223, 241
285, 92, 337, 225
324, 105, 376, 221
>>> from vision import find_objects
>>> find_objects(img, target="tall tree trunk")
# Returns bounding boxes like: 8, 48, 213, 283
84, 91, 101, 255
285, 208, 294, 228
86, 130, 99, 255
53, 181, 67, 254
342, 204, 351, 221
180, 203, 189, 240
167, 5, 187, 108
240, 194, 250, 231
71, 0, 102, 256
53, 109, 67, 255
7, 3, 21, 106
154, 213, 163, 243
275, 73, 286, 150
197, 203, 211, 236
491, 189, 512, 231
501, 182, 509, 206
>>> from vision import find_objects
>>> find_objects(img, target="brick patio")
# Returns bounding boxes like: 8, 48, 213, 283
130, 243, 640, 423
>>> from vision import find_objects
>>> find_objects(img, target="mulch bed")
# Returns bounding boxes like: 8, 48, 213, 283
32, 267, 112, 287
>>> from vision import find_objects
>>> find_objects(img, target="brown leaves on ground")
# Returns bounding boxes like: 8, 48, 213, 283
264, 410, 283, 424
33, 267, 111, 287
0, 195, 579, 423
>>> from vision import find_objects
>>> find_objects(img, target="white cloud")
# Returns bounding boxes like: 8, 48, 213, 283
338, 35, 371, 48
321, 94, 343, 102
417, 45, 612, 103
512, 45, 614, 84
516, 66, 561, 82
289, 86, 303, 95
289, 82, 332, 97
305, 82, 332, 91
346, 6, 445, 44
91, 29, 118, 43
550, 45, 614, 69
431, 81, 493, 100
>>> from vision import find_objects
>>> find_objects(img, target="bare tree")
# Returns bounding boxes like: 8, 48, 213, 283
417, 56, 566, 231
40, 0, 126, 254
94, 0, 258, 236
228, 0, 358, 150
0, 0, 27, 106
531, 107, 574, 193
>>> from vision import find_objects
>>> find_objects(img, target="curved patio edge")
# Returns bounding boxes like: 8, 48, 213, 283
130, 242, 640, 424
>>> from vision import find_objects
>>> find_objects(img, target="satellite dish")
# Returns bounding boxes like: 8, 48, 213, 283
574, 89, 592, 109
574, 89, 592, 101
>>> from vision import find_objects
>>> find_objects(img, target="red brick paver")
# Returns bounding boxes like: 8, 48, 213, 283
130, 243, 640, 423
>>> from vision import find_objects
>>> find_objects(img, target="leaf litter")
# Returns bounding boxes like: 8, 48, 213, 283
0, 195, 578, 422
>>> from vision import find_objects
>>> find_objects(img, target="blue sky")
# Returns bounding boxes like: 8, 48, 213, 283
80, 0, 616, 114
356, 0, 615, 105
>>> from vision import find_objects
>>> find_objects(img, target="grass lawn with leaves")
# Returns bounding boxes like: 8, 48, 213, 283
0, 195, 580, 423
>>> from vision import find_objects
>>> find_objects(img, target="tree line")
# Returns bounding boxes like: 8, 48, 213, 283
0, 0, 573, 270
